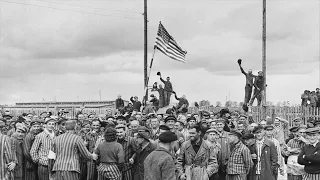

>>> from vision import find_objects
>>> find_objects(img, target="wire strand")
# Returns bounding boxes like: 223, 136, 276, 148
0, 0, 142, 20
33, 0, 142, 14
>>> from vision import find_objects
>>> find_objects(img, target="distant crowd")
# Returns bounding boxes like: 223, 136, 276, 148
301, 88, 320, 107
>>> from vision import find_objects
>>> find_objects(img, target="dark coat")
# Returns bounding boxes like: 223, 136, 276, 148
130, 97, 142, 112
133, 142, 157, 180
115, 98, 124, 109
247, 139, 278, 180
144, 147, 176, 180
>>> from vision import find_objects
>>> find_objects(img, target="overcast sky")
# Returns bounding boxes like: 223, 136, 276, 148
0, 0, 319, 105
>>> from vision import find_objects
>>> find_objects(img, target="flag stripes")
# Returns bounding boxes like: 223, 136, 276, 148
154, 22, 187, 63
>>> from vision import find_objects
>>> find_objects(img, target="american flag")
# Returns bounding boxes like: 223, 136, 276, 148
154, 22, 187, 63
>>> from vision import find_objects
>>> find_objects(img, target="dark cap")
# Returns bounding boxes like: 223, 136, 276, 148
159, 131, 178, 143
314, 121, 320, 126
289, 126, 300, 133
159, 125, 170, 131
164, 116, 177, 123
229, 130, 242, 139
305, 127, 319, 135
264, 125, 274, 131
252, 125, 264, 134
136, 132, 150, 141
187, 116, 196, 122
116, 116, 126, 121
30, 120, 41, 127
242, 133, 255, 140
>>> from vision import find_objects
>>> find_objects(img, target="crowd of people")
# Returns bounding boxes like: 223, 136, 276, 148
1, 103, 320, 180
301, 89, 320, 107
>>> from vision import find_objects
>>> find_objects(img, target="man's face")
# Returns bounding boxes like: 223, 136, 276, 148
82, 124, 90, 133
240, 117, 246, 121
306, 133, 319, 144
59, 122, 66, 132
258, 71, 263, 76
317, 89, 320, 93
254, 130, 265, 140
189, 128, 200, 142
260, 121, 267, 127
174, 122, 184, 131
78, 115, 85, 121
117, 119, 126, 125
116, 128, 126, 139
210, 122, 216, 129
136, 137, 144, 146
89, 115, 95, 120
130, 122, 139, 131
216, 122, 224, 132
15, 129, 26, 140
228, 134, 238, 144
298, 129, 306, 138
248, 70, 252, 74
207, 132, 218, 142
189, 120, 196, 127
27, 114, 33, 120
166, 77, 170, 81
238, 124, 244, 131
265, 129, 273, 137
46, 121, 55, 131
31, 124, 41, 134
166, 120, 175, 129
150, 118, 159, 129
91, 121, 101, 131
118, 95, 121, 99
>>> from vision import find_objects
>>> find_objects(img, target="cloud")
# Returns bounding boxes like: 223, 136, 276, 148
0, 0, 319, 104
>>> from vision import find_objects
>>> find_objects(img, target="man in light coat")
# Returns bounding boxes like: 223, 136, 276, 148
177, 124, 218, 180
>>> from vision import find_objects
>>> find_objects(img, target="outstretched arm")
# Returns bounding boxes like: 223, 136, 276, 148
239, 65, 247, 75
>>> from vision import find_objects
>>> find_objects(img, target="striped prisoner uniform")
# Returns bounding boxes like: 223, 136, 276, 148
85, 131, 102, 180
0, 134, 16, 180
117, 136, 137, 180
30, 130, 54, 180
23, 132, 39, 180
52, 131, 93, 180
226, 141, 253, 180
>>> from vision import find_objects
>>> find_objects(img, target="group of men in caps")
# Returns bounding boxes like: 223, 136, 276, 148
1, 106, 320, 180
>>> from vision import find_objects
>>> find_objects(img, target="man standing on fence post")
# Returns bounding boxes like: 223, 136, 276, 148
249, 71, 264, 106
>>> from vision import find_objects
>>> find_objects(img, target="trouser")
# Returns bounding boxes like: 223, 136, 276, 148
25, 162, 39, 180
53, 171, 80, 180
164, 91, 172, 106
80, 160, 87, 180
218, 170, 226, 180
288, 174, 302, 180
210, 173, 219, 180
226, 174, 246, 180
87, 160, 98, 180
249, 89, 262, 106
303, 173, 320, 180
97, 163, 122, 180
159, 96, 165, 108
244, 84, 253, 105
38, 165, 50, 180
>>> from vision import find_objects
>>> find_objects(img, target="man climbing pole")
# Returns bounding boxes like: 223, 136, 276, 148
238, 59, 256, 111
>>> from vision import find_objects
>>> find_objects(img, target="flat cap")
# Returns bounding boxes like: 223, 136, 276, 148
164, 116, 177, 123
252, 125, 264, 134
159, 131, 178, 143
115, 124, 127, 130
229, 130, 242, 138
159, 125, 170, 131
44, 118, 56, 124
116, 116, 126, 120
305, 127, 319, 135
30, 120, 41, 127
289, 126, 300, 133
206, 128, 218, 134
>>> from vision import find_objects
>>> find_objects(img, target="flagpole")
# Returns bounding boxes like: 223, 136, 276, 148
144, 0, 148, 101
147, 48, 156, 86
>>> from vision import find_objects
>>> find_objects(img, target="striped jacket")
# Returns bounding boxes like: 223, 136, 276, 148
0, 134, 16, 180
30, 130, 54, 166
226, 141, 253, 175
52, 132, 93, 173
